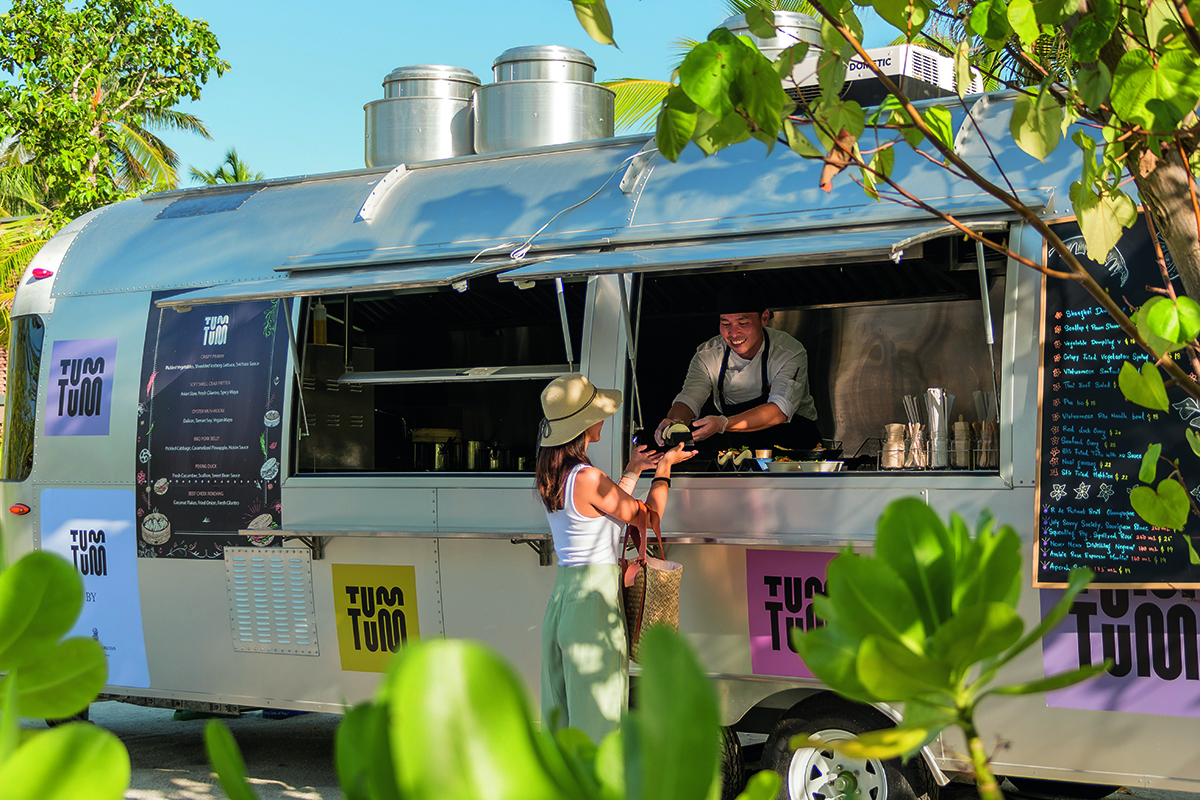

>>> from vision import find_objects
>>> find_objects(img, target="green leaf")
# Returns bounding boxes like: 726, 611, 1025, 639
572, 0, 617, 47
735, 47, 787, 143
773, 42, 810, 80
954, 41, 974, 98
1147, 294, 1200, 343
383, 639, 577, 800
791, 623, 876, 703
1, 637, 106, 719
988, 661, 1110, 695
817, 51, 848, 102
1007, 0, 1041, 44
1186, 535, 1200, 565
595, 729, 624, 800
922, 105, 953, 157
693, 110, 753, 155
1070, 0, 1118, 61
822, 551, 926, 652
204, 721, 261, 800
875, 498, 956, 631
814, 99, 865, 151
1134, 298, 1184, 356
812, 724, 935, 761
784, 119, 824, 158
626, 627, 721, 800
929, 603, 1023, 673
335, 702, 401, 800
656, 86, 699, 162
862, 144, 895, 201
1111, 49, 1200, 131
745, 6, 776, 37
874, 0, 930, 37
1140, 443, 1163, 484
1130, 480, 1191, 530
736, 769, 783, 800
1032, 0, 1081, 25
679, 28, 747, 119
553, 727, 603, 799
1069, 181, 1137, 265
952, 522, 1022, 612
1187, 429, 1200, 457
1117, 361, 1170, 411
1077, 64, 1112, 113
1011, 83, 1063, 162
0, 552, 83, 671
857, 636, 954, 701
0, 722, 130, 800
969, 0, 1011, 44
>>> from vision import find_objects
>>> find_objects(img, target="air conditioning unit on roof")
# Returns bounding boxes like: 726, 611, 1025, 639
787, 44, 985, 108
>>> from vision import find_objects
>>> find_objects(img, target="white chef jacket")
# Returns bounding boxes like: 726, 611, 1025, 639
672, 329, 817, 422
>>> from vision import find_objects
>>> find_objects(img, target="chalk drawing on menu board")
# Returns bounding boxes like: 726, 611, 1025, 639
1034, 217, 1200, 588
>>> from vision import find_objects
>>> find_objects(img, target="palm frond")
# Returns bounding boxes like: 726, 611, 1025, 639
110, 120, 179, 191
137, 107, 213, 140
600, 79, 674, 133
722, 0, 820, 15
0, 165, 49, 217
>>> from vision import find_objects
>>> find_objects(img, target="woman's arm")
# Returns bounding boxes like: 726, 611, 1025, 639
575, 444, 693, 523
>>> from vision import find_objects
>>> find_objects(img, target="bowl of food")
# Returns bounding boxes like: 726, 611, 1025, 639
141, 512, 171, 544
799, 460, 844, 472
768, 459, 801, 472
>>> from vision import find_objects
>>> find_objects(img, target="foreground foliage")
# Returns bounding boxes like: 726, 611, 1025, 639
794, 498, 1105, 800
208, 626, 782, 800
0, 551, 128, 800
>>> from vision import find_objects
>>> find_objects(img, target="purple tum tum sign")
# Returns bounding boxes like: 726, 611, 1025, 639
45, 339, 118, 436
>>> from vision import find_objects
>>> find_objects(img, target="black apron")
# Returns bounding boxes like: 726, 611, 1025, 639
708, 330, 820, 451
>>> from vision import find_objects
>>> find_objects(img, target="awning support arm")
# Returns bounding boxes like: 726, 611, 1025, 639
555, 277, 575, 367
617, 274, 644, 429
282, 300, 310, 439
976, 238, 1000, 419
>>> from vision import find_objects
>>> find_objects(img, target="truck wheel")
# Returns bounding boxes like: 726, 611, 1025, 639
1007, 778, 1119, 799
720, 726, 746, 800
762, 696, 935, 800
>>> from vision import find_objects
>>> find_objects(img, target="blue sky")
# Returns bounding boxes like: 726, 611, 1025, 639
160, 1, 890, 182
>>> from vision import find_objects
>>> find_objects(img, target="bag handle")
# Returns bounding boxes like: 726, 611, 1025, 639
621, 500, 664, 589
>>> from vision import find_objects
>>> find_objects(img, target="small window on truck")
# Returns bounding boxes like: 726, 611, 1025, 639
294, 277, 584, 474
2, 315, 45, 481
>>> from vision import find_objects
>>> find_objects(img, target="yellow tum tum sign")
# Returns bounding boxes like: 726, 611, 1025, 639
331, 563, 420, 673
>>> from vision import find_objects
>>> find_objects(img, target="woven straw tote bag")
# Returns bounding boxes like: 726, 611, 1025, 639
620, 500, 683, 662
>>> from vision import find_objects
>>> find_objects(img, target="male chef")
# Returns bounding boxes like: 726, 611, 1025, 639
654, 285, 819, 451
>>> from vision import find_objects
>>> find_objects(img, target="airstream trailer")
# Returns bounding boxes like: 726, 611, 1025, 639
6, 43, 1200, 800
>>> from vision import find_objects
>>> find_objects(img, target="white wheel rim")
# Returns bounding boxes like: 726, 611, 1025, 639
787, 728, 889, 800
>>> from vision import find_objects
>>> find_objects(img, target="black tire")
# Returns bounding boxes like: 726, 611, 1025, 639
762, 695, 936, 800
721, 726, 746, 800
1007, 778, 1119, 799
45, 705, 90, 727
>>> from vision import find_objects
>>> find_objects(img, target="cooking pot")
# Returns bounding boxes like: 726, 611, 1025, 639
412, 428, 462, 471
488, 442, 510, 471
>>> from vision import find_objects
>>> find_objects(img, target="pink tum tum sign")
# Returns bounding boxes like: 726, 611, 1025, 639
745, 549, 835, 679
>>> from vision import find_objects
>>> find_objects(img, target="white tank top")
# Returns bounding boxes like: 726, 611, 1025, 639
546, 463, 624, 567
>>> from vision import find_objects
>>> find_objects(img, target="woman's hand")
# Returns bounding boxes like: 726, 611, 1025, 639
626, 444, 663, 475
661, 442, 696, 466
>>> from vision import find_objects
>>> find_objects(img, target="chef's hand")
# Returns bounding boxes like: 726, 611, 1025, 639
653, 417, 676, 447
625, 444, 663, 475
692, 415, 729, 441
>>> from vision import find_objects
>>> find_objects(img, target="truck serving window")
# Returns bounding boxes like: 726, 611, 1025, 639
2, 315, 45, 481
294, 276, 584, 474
629, 247, 1005, 473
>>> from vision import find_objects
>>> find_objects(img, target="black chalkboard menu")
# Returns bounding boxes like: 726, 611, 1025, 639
136, 294, 289, 559
1036, 217, 1200, 587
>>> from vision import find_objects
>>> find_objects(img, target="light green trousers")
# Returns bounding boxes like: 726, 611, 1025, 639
541, 563, 629, 742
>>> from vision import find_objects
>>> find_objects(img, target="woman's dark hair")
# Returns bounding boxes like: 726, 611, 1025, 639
535, 433, 591, 512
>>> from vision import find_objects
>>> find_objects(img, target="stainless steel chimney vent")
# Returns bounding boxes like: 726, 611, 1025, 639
364, 64, 481, 167
473, 45, 614, 154
718, 11, 821, 60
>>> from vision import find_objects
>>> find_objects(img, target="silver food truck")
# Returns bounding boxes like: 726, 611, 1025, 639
5, 34, 1200, 800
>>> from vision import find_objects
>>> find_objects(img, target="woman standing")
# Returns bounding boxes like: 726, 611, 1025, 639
535, 372, 692, 742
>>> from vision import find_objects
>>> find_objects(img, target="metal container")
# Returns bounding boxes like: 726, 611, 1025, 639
412, 428, 462, 471
473, 45, 614, 154
492, 45, 596, 83
718, 11, 821, 60
364, 65, 480, 167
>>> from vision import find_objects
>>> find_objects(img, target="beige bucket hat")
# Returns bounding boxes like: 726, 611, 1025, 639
538, 373, 622, 447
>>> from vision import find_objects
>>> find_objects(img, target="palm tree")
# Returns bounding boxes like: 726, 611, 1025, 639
189, 148, 265, 185
605, 0, 821, 132
112, 108, 213, 193
0, 140, 53, 350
